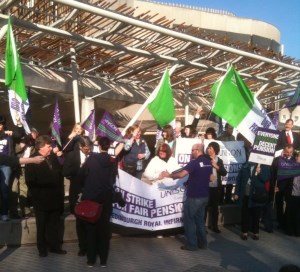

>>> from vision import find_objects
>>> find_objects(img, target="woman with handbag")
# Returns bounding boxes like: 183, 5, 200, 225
78, 136, 116, 268
234, 162, 271, 241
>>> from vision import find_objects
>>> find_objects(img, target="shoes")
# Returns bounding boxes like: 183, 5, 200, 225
49, 249, 67, 254
100, 264, 107, 268
240, 234, 248, 240
198, 245, 208, 249
1, 215, 9, 221
253, 234, 259, 240
39, 252, 48, 257
87, 262, 95, 268
212, 228, 221, 234
180, 245, 197, 251
78, 250, 86, 256
156, 235, 163, 238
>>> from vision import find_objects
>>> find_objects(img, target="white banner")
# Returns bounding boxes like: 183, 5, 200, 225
174, 138, 246, 185
111, 169, 187, 231
111, 140, 246, 230
8, 90, 30, 134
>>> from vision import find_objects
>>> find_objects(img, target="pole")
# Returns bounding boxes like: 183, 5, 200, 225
184, 78, 189, 126
272, 179, 278, 209
70, 47, 80, 123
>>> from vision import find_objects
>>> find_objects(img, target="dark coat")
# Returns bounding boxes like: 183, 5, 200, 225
25, 152, 64, 211
62, 147, 81, 179
276, 130, 300, 151
79, 152, 115, 203
271, 156, 294, 198
0, 154, 19, 167
62, 146, 83, 213
235, 163, 271, 208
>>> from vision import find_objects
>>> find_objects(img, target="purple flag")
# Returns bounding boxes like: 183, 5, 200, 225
82, 109, 95, 140
287, 84, 300, 108
277, 156, 300, 181
96, 111, 124, 143
51, 99, 62, 147
271, 112, 279, 130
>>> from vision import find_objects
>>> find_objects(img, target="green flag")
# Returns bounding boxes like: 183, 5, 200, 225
148, 69, 175, 128
5, 16, 30, 133
211, 65, 274, 144
5, 17, 27, 101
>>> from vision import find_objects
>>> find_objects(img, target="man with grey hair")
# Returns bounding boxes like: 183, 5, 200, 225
161, 143, 212, 250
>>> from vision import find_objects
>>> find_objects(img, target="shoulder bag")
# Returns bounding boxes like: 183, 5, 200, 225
74, 200, 103, 223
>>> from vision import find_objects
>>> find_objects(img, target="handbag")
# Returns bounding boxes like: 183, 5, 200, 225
74, 200, 103, 223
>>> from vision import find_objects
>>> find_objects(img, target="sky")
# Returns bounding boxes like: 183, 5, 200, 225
168, 0, 300, 60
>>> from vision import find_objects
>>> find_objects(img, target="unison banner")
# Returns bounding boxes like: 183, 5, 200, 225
174, 138, 246, 185
111, 169, 187, 231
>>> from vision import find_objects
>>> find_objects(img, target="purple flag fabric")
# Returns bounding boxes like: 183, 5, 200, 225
271, 112, 279, 130
51, 99, 62, 147
82, 110, 95, 140
96, 111, 124, 143
287, 84, 300, 108
277, 156, 300, 181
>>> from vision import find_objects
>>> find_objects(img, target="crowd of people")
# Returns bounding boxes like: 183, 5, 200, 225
1, 109, 300, 268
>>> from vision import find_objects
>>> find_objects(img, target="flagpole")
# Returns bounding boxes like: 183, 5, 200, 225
62, 137, 74, 151
121, 64, 178, 135
272, 180, 278, 209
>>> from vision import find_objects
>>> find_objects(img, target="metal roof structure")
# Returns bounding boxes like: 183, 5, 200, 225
0, 0, 300, 124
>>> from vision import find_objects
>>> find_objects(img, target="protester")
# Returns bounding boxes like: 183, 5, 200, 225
205, 127, 217, 140
25, 135, 66, 257
78, 136, 116, 268
272, 144, 295, 230
276, 119, 300, 151
234, 163, 271, 240
179, 107, 202, 138
175, 121, 182, 138
123, 125, 150, 179
182, 124, 197, 138
64, 123, 85, 152
160, 143, 212, 250
9, 130, 38, 219
0, 116, 17, 221
217, 123, 235, 142
217, 123, 235, 205
205, 142, 227, 233
143, 143, 180, 183
63, 136, 93, 256
155, 125, 175, 155
284, 152, 300, 237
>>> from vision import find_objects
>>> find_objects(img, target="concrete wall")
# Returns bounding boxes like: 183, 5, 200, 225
133, 0, 280, 44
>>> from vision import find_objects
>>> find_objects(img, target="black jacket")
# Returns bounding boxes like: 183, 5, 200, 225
276, 130, 300, 151
25, 152, 64, 211
79, 152, 115, 203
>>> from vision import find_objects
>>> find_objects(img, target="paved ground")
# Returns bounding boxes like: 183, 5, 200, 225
1, 224, 300, 272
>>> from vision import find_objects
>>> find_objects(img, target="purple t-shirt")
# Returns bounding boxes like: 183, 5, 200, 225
183, 155, 212, 198
0, 137, 9, 155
